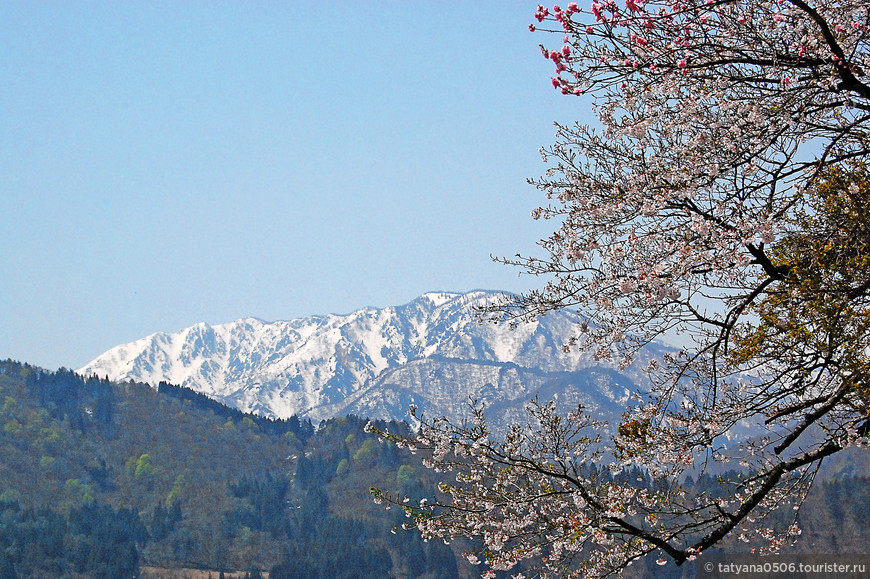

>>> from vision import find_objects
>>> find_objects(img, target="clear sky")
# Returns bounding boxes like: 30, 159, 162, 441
1, 1, 591, 370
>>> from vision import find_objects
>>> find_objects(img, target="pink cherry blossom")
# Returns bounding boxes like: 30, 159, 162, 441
373, 1, 870, 576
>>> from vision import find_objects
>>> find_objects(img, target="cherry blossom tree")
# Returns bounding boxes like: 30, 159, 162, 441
371, 1, 869, 576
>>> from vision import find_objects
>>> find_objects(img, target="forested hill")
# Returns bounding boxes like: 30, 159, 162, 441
0, 359, 460, 578
0, 359, 867, 579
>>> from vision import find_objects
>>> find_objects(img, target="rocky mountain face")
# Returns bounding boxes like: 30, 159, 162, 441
78, 291, 667, 425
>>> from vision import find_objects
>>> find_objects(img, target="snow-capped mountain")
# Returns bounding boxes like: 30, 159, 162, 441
78, 290, 666, 424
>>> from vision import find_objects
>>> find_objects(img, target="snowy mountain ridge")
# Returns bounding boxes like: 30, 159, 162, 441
79, 290, 665, 424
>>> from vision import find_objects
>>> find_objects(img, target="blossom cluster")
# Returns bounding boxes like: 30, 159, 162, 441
372, 0, 869, 576
370, 400, 810, 578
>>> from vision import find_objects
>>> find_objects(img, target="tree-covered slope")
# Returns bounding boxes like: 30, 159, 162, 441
0, 359, 460, 578
0, 359, 867, 579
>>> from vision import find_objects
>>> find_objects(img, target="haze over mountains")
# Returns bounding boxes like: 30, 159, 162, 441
79, 290, 667, 425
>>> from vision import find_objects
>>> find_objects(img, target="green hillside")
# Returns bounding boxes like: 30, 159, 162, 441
0, 360, 459, 578
0, 359, 867, 579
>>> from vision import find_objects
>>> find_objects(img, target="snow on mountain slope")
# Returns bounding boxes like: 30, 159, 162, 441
79, 290, 667, 423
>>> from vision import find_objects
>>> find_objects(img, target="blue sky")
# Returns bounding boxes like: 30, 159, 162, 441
1, 2, 591, 370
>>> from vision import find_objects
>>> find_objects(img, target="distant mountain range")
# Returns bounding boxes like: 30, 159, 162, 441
79, 290, 668, 425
